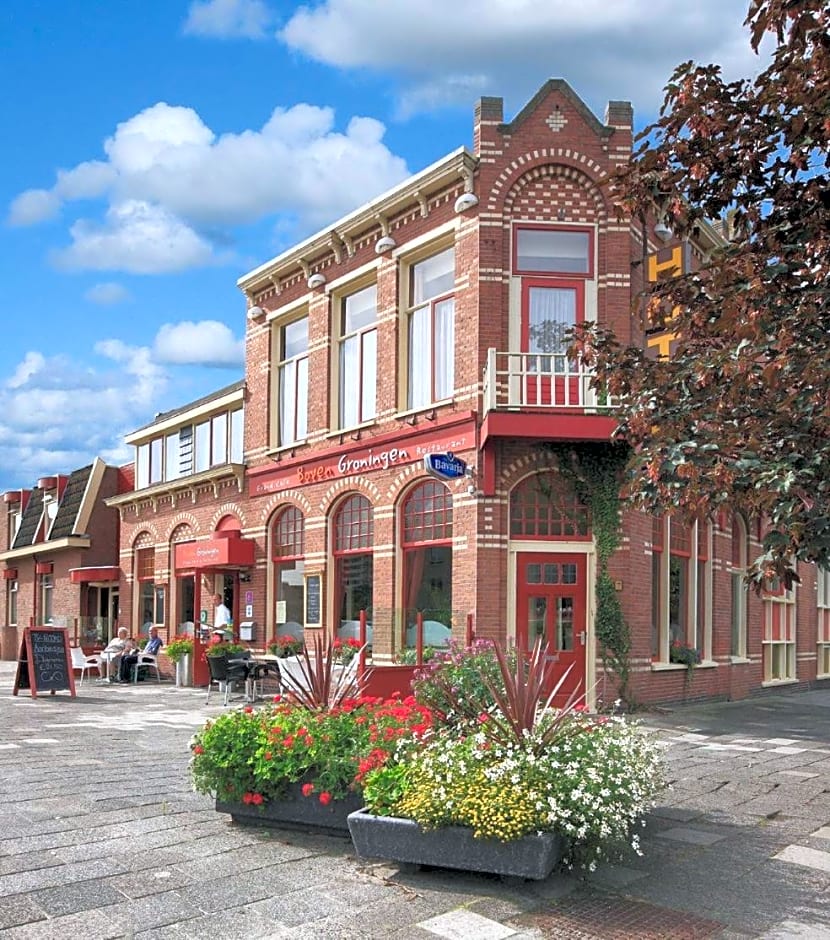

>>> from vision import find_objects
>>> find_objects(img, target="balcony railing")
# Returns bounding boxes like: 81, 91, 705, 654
482, 349, 617, 415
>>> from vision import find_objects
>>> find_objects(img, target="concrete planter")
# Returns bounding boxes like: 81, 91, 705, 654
216, 783, 363, 835
347, 809, 565, 880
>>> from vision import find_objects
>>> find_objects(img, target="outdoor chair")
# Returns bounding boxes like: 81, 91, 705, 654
205, 653, 249, 706
131, 652, 161, 684
70, 646, 103, 685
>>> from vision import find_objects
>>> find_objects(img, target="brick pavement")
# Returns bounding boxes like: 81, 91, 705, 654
0, 666, 829, 938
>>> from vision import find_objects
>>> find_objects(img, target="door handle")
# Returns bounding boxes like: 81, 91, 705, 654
578, 631, 586, 645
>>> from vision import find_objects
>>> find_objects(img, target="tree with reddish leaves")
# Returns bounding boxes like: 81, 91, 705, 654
574, 0, 829, 585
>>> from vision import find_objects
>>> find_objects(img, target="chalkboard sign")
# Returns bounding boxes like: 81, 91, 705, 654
305, 574, 322, 628
13, 627, 76, 698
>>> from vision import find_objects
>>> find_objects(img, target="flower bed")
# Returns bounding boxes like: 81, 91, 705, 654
218, 781, 364, 835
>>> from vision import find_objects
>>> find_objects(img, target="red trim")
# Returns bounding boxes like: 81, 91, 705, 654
481, 411, 617, 446
69, 566, 120, 584
35, 562, 53, 575
520, 277, 585, 352
3, 569, 17, 580
512, 224, 594, 278
174, 534, 255, 570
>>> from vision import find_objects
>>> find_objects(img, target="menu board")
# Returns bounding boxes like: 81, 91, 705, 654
13, 627, 76, 698
305, 574, 322, 628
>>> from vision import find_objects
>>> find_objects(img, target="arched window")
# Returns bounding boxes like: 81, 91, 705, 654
333, 495, 373, 636
272, 507, 305, 643
402, 481, 453, 647
509, 473, 590, 539
170, 524, 194, 634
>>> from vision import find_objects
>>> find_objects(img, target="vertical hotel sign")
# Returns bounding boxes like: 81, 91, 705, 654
645, 243, 689, 359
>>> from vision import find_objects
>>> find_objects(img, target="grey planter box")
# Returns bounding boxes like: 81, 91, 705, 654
217, 784, 363, 835
347, 809, 565, 880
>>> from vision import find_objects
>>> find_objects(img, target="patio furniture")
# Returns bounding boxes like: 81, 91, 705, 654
70, 647, 103, 685
205, 653, 249, 706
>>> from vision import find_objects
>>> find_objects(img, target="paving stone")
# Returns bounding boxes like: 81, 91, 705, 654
418, 909, 517, 939
0, 893, 47, 930
774, 845, 830, 873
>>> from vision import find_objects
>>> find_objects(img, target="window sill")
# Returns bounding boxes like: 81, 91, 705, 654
651, 660, 717, 673
730, 656, 751, 665
268, 440, 307, 458
396, 399, 455, 423
761, 678, 798, 688
326, 420, 377, 441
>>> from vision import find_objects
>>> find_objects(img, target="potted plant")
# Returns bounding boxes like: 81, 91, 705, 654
166, 636, 194, 687
190, 693, 433, 833
204, 641, 246, 658
348, 641, 664, 878
332, 637, 361, 665
669, 640, 702, 678
267, 636, 304, 658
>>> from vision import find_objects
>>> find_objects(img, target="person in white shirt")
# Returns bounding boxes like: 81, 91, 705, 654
101, 627, 130, 681
213, 594, 232, 632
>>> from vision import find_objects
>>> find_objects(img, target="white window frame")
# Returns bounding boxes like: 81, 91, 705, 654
818, 567, 830, 677
406, 246, 456, 410
762, 577, 796, 682
338, 284, 378, 429
40, 573, 53, 625
730, 513, 749, 660
651, 516, 710, 665
276, 315, 309, 448
8, 578, 18, 626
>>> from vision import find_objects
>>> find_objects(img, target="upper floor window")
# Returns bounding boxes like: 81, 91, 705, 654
279, 317, 309, 447
408, 247, 455, 409
339, 285, 377, 428
7, 578, 17, 626
135, 407, 243, 489
513, 226, 593, 277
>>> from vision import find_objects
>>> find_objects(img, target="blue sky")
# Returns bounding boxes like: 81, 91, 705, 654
0, 0, 758, 492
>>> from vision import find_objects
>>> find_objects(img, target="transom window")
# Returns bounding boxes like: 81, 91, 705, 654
335, 494, 374, 552
408, 247, 455, 409
509, 474, 590, 539
279, 317, 309, 447
403, 480, 453, 543
273, 506, 305, 558
339, 285, 377, 428
514, 226, 592, 276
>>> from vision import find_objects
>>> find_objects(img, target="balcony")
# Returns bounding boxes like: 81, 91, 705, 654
479, 350, 619, 489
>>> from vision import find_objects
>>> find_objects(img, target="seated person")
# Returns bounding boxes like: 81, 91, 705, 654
120, 626, 163, 682
101, 627, 130, 681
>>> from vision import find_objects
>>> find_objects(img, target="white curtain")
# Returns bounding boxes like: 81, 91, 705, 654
528, 287, 576, 371
434, 298, 455, 400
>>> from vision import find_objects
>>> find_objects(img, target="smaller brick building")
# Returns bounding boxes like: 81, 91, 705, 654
0, 459, 122, 658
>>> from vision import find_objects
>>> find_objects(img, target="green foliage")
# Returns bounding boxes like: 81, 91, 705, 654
205, 642, 246, 658
669, 640, 701, 678
165, 636, 194, 664
267, 637, 303, 658
190, 696, 433, 805
544, 444, 634, 706
411, 640, 518, 722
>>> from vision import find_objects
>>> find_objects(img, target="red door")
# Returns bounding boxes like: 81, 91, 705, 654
516, 552, 586, 705
521, 279, 584, 407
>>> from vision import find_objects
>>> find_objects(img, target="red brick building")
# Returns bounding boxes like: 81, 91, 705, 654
91, 79, 830, 704
0, 459, 122, 658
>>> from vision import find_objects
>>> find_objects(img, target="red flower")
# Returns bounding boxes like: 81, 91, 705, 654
301, 782, 315, 797
263, 751, 272, 761
273, 694, 282, 703
193, 744, 204, 755
251, 793, 264, 805
242, 792, 254, 805
243, 706, 253, 714
319, 791, 332, 806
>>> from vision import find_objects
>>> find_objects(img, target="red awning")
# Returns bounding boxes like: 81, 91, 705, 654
69, 566, 121, 583
174, 535, 255, 570
2, 568, 17, 580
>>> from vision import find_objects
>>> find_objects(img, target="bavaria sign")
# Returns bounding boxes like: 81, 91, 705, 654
423, 452, 467, 481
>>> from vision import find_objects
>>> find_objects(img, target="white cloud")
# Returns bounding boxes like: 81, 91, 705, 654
279, 0, 760, 116
6, 352, 46, 389
183, 0, 272, 38
8, 188, 61, 226
11, 100, 409, 273
153, 320, 244, 368
84, 282, 132, 305
53, 200, 215, 274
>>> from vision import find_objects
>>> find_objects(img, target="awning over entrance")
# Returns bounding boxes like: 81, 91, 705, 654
70, 566, 121, 583
175, 534, 256, 570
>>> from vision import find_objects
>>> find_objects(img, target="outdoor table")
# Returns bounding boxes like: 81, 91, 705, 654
98, 651, 120, 682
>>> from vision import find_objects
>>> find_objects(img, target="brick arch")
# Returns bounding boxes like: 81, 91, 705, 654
258, 491, 314, 528
318, 477, 382, 517
486, 149, 608, 216
169, 523, 194, 543
132, 528, 158, 549
209, 503, 249, 532
386, 463, 427, 503
161, 512, 198, 542
507, 468, 591, 540
501, 163, 609, 225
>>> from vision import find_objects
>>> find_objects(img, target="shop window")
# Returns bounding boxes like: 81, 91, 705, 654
509, 473, 590, 539
407, 247, 455, 409
278, 317, 309, 447
334, 495, 373, 635
273, 507, 305, 642
730, 513, 749, 658
7, 578, 17, 626
135, 544, 156, 630
339, 285, 377, 428
818, 568, 830, 677
763, 575, 796, 682
652, 516, 710, 663
402, 481, 453, 644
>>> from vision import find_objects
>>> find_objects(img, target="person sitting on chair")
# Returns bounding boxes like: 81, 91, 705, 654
119, 626, 163, 682
102, 627, 129, 682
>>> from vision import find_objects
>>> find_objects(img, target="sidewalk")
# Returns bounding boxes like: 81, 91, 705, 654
0, 662, 828, 938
